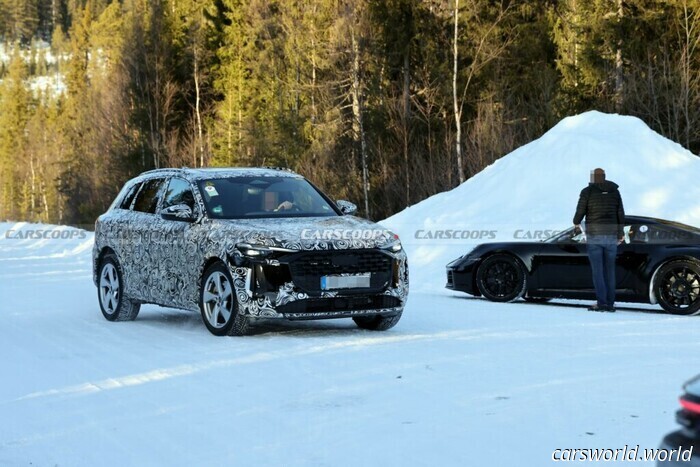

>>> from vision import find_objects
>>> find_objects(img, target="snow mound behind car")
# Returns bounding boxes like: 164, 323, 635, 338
381, 110, 700, 292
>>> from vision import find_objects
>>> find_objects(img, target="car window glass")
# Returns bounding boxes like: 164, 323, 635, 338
132, 178, 165, 214
197, 177, 338, 219
550, 228, 576, 243
119, 182, 142, 210
638, 224, 692, 245
163, 178, 196, 210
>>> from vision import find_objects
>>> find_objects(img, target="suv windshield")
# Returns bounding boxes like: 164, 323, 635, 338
197, 176, 339, 219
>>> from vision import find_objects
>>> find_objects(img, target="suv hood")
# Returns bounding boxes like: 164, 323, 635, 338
209, 215, 398, 250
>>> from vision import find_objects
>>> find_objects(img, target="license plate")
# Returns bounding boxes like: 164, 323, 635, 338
321, 273, 371, 290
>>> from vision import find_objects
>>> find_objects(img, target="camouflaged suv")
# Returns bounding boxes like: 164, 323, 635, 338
93, 167, 408, 336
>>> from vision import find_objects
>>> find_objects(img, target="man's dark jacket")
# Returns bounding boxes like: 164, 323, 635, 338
573, 180, 625, 237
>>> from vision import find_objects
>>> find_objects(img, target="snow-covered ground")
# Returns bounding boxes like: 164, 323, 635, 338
0, 222, 696, 466
2, 112, 700, 465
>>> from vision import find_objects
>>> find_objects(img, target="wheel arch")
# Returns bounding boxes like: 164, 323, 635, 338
199, 255, 229, 281
198, 254, 240, 291
94, 246, 117, 285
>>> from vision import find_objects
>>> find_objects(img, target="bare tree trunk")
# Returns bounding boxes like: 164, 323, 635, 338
41, 179, 49, 222
51, 0, 58, 31
237, 50, 244, 163
402, 49, 411, 206
194, 47, 205, 167
614, 0, 624, 111
351, 28, 370, 218
29, 153, 36, 215
226, 87, 233, 153
453, 0, 464, 184
679, 0, 699, 149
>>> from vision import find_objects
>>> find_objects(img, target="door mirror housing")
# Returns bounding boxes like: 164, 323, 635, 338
336, 200, 357, 216
160, 204, 195, 222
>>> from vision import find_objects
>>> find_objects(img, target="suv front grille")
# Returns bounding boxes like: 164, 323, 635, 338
285, 249, 393, 293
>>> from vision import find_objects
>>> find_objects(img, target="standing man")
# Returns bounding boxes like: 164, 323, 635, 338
573, 168, 625, 312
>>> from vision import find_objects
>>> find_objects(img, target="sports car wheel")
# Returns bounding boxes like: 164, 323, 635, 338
200, 262, 250, 336
654, 260, 700, 316
476, 254, 527, 303
98, 254, 140, 321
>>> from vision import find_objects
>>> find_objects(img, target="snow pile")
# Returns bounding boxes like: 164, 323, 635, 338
381, 111, 700, 292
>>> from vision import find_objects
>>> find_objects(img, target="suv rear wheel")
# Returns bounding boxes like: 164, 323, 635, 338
98, 254, 140, 321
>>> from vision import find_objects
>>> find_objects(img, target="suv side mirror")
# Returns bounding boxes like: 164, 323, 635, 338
336, 200, 357, 215
160, 204, 195, 222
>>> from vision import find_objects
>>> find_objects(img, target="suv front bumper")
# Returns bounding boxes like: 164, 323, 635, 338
228, 248, 409, 319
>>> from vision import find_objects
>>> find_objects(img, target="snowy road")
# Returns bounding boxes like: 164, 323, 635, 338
1, 224, 698, 466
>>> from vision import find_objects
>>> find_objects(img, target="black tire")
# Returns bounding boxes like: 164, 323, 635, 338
654, 259, 700, 316
524, 296, 551, 303
199, 262, 250, 336
475, 254, 527, 303
97, 254, 140, 321
353, 311, 403, 331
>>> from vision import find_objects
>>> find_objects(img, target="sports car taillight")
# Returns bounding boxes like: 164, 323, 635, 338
679, 396, 700, 415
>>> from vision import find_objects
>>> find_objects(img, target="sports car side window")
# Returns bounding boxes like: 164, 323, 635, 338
132, 178, 165, 214
163, 177, 196, 210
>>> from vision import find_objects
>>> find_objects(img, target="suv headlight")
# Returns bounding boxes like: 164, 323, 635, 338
237, 243, 297, 257
381, 240, 402, 253
237, 243, 272, 257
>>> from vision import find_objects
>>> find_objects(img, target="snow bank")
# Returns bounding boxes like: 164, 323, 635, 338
0, 222, 93, 260
381, 111, 700, 292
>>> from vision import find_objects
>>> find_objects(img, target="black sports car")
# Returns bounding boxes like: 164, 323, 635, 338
658, 375, 700, 465
445, 216, 700, 315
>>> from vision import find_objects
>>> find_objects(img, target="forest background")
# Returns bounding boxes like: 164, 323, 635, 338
1, 0, 698, 225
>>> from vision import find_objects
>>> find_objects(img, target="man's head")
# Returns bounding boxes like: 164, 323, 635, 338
590, 168, 606, 184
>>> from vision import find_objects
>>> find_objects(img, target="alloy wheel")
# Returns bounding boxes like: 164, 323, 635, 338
202, 271, 233, 328
100, 263, 120, 314
483, 260, 520, 298
660, 267, 700, 311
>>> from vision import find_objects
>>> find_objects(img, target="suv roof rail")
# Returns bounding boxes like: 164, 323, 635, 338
141, 167, 181, 175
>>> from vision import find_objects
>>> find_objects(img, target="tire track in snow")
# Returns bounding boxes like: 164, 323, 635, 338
9, 329, 539, 402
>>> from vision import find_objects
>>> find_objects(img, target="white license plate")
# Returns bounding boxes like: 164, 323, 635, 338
320, 273, 371, 290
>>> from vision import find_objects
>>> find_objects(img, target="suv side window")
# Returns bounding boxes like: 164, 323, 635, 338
132, 178, 165, 214
118, 181, 142, 210
163, 177, 196, 210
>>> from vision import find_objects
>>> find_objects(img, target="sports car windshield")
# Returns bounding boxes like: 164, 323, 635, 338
197, 176, 340, 219
544, 227, 579, 243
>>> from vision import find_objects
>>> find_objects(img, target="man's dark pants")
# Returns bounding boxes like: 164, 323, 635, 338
587, 235, 618, 307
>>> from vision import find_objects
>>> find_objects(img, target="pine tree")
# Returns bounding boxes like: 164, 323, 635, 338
0, 51, 32, 220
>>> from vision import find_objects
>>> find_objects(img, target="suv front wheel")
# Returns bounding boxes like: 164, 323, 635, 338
353, 311, 403, 331
200, 262, 250, 336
